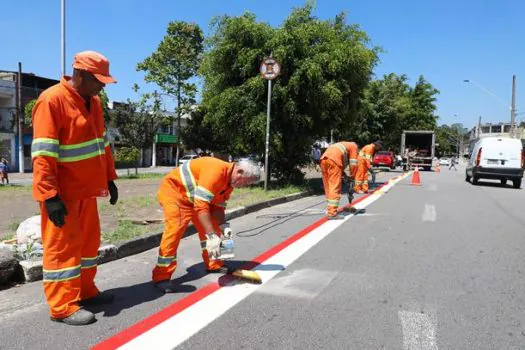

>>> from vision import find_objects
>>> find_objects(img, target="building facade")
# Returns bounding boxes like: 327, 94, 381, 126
0, 71, 59, 171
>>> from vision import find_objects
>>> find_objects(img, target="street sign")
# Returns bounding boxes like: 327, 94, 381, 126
260, 58, 281, 80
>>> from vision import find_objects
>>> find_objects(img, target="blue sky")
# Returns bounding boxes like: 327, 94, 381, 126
1, 0, 523, 129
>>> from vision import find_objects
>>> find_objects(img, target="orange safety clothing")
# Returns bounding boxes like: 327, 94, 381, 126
354, 143, 376, 193
31, 77, 117, 201
41, 198, 101, 319
320, 142, 358, 217
152, 157, 234, 283
31, 77, 117, 318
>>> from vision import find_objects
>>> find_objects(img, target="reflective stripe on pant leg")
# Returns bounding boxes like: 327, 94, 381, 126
41, 200, 83, 319
79, 198, 101, 300
152, 200, 191, 283
326, 159, 342, 216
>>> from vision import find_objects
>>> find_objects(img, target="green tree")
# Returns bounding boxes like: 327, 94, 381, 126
99, 90, 111, 125
112, 87, 168, 166
405, 75, 439, 130
197, 3, 379, 183
137, 21, 204, 165
23, 99, 37, 126
355, 73, 439, 150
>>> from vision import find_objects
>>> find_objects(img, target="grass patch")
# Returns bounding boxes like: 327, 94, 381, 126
1, 232, 16, 241
7, 220, 21, 232
0, 184, 31, 192
227, 182, 306, 209
118, 172, 167, 180
102, 220, 163, 243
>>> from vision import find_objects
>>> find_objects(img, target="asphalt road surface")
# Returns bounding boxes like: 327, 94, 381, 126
2, 168, 525, 349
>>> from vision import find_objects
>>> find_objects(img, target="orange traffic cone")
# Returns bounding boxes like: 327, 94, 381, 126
436, 164, 441, 173
411, 167, 421, 186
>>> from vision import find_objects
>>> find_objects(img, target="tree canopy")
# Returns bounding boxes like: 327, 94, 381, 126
194, 3, 380, 182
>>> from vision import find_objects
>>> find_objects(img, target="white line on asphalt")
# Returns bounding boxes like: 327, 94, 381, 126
422, 204, 437, 222
256, 268, 338, 299
399, 310, 438, 350
118, 174, 411, 350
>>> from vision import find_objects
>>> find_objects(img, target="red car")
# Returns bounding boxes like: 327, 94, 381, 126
373, 151, 395, 169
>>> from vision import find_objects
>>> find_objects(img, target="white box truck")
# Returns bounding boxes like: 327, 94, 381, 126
401, 130, 436, 171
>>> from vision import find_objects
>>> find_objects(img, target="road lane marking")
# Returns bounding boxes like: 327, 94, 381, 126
93, 172, 412, 350
399, 310, 438, 350
256, 268, 338, 299
422, 204, 437, 222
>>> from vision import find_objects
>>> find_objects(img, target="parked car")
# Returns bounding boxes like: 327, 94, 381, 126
466, 137, 524, 188
373, 151, 395, 169
439, 158, 451, 166
178, 154, 198, 166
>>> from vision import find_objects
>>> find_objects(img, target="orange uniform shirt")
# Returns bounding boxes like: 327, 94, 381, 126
159, 157, 234, 214
31, 77, 117, 202
320, 141, 359, 177
358, 143, 376, 169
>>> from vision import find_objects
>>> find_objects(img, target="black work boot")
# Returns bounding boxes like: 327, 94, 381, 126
79, 291, 115, 306
51, 309, 96, 326
154, 280, 178, 293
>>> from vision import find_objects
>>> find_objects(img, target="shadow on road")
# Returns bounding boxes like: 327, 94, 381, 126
470, 180, 521, 190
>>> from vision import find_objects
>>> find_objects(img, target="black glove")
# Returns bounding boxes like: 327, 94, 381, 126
44, 195, 68, 228
108, 181, 118, 205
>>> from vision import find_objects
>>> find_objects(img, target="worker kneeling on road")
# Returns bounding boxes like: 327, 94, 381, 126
354, 141, 382, 194
320, 141, 359, 220
152, 157, 261, 293
31, 51, 119, 326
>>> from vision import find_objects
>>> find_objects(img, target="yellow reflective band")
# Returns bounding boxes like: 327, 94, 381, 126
334, 143, 348, 166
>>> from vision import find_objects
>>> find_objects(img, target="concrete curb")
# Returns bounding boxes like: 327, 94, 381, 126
11, 189, 315, 285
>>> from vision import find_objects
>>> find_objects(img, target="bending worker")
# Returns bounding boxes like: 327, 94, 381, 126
31, 51, 119, 326
153, 157, 261, 293
354, 141, 383, 193
320, 141, 359, 220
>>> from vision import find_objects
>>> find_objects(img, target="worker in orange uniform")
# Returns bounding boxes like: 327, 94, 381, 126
354, 141, 383, 194
319, 141, 359, 220
153, 157, 261, 293
31, 51, 118, 326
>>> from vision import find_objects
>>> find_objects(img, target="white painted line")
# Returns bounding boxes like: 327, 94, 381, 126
399, 311, 438, 350
256, 268, 338, 299
422, 204, 437, 222
118, 174, 411, 350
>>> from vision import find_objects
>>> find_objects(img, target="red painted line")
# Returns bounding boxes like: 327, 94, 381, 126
93, 186, 385, 350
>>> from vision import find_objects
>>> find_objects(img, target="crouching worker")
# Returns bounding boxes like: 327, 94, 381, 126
152, 157, 261, 293
320, 141, 359, 220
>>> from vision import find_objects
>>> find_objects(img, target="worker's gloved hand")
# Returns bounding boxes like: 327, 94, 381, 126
220, 223, 233, 239
108, 181, 118, 205
44, 195, 68, 228
205, 233, 222, 259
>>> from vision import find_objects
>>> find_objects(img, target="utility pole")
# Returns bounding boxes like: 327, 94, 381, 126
17, 62, 24, 173
477, 116, 482, 138
61, 0, 66, 76
510, 75, 516, 138
175, 83, 181, 167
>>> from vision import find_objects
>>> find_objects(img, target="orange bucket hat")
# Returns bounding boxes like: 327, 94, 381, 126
72, 50, 117, 84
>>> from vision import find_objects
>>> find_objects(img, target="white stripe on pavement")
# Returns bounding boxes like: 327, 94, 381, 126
422, 204, 437, 222
399, 310, 438, 350
119, 173, 411, 350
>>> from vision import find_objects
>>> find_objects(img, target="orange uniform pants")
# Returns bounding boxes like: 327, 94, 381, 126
320, 158, 343, 217
41, 198, 101, 319
354, 160, 370, 193
152, 197, 224, 283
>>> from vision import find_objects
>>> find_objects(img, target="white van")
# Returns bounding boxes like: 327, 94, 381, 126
466, 137, 524, 188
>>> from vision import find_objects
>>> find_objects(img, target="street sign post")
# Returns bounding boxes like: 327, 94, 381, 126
260, 58, 281, 191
